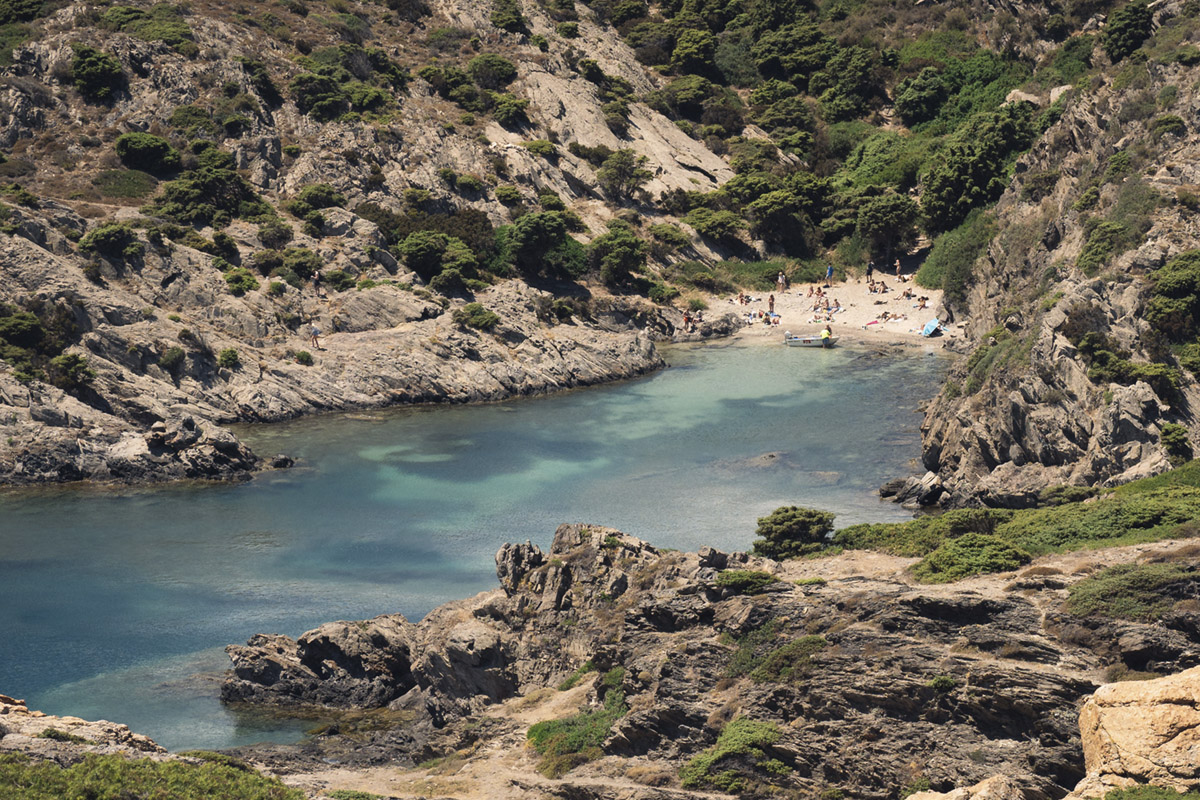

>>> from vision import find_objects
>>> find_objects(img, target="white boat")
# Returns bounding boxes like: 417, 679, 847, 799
784, 332, 837, 348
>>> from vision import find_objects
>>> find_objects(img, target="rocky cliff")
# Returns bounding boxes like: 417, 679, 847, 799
914, 1, 1200, 507
0, 0, 758, 485
220, 524, 1200, 799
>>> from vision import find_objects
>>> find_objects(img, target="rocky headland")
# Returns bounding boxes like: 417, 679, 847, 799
209, 523, 1200, 799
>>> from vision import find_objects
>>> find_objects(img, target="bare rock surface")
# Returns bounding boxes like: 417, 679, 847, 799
1069, 665, 1200, 798
0, 694, 165, 761
222, 529, 1200, 799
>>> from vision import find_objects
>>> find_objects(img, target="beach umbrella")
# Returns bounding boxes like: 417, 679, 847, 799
921, 318, 941, 337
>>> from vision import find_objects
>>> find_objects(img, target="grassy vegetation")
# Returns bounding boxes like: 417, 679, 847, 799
679, 717, 787, 793
827, 462, 1200, 581
714, 569, 778, 595
527, 676, 627, 777
0, 752, 304, 800
556, 660, 596, 691
1105, 786, 1200, 800
1066, 560, 1198, 621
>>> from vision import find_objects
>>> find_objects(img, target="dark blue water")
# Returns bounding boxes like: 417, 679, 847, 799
0, 341, 944, 750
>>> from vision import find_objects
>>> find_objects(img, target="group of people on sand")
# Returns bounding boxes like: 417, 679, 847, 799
681, 308, 705, 332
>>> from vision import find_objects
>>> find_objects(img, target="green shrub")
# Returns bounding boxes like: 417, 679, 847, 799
158, 345, 186, 372
1150, 114, 1186, 141
114, 132, 180, 174
748, 636, 826, 684
679, 718, 782, 790
46, 352, 95, 391
70, 44, 124, 102
834, 508, 1015, 557
217, 348, 240, 368
1101, 1, 1154, 63
911, 533, 1031, 582
224, 267, 260, 295
494, 185, 523, 205
527, 687, 627, 777
915, 208, 996, 307
557, 21, 579, 37
79, 223, 143, 259
490, 0, 526, 32
101, 4, 196, 55
451, 302, 500, 330
1067, 561, 1198, 621
142, 143, 273, 226
1160, 423, 1193, 465
714, 570, 778, 595
521, 139, 557, 159
557, 660, 596, 691
1078, 220, 1133, 275
257, 219, 293, 249
750, 506, 835, 560
596, 149, 650, 201
295, 350, 314, 365
927, 675, 958, 693
467, 53, 516, 88
322, 269, 355, 292
327, 791, 385, 800
0, 752, 303, 799
295, 183, 345, 209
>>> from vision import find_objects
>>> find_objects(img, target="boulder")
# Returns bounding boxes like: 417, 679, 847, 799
1068, 666, 1200, 798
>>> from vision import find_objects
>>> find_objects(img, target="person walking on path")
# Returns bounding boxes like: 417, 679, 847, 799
309, 322, 321, 350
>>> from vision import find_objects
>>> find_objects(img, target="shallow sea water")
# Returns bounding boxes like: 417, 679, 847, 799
0, 340, 945, 750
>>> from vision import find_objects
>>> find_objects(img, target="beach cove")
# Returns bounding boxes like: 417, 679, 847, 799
0, 338, 947, 751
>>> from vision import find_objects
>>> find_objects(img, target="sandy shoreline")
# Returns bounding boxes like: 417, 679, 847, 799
706, 275, 960, 349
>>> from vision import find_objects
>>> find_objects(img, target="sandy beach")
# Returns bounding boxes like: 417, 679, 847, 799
708, 274, 959, 349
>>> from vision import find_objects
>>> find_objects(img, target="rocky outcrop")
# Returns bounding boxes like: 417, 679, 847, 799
223, 528, 1200, 798
1068, 665, 1200, 799
913, 12, 1200, 507
0, 694, 165, 761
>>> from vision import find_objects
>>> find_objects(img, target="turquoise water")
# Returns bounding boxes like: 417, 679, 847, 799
0, 341, 944, 751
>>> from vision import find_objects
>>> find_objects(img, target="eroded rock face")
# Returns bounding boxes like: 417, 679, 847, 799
222, 528, 1200, 797
0, 694, 165, 761
914, 32, 1200, 507
1069, 666, 1200, 798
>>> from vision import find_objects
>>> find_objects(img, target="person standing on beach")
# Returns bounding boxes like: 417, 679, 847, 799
866, 261, 874, 281
777, 271, 786, 294
768, 294, 775, 314
825, 263, 834, 286
821, 324, 832, 347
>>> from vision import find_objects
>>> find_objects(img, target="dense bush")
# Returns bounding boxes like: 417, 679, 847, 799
588, 222, 646, 286
714, 570, 778, 595
1101, 1, 1153, 63
921, 103, 1035, 232
451, 302, 500, 330
916, 208, 996, 306
79, 223, 143, 259
750, 506, 835, 560
46, 352, 95, 391
595, 149, 651, 202
498, 212, 586, 279
1067, 561, 1198, 621
69, 44, 124, 102
910, 532, 1032, 583
527, 681, 626, 777
467, 53, 517, 89
490, 0, 526, 32
143, 142, 274, 226
217, 348, 240, 368
114, 132, 180, 174
0, 752, 305, 799
1160, 422, 1193, 465
397, 229, 477, 280
224, 267, 259, 295
679, 718, 784, 792
100, 4, 196, 56
157, 345, 186, 372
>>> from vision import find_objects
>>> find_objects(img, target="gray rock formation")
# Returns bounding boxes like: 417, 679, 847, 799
223, 526, 1200, 797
